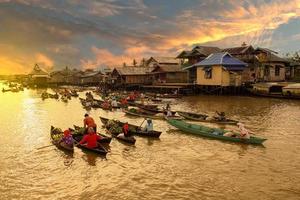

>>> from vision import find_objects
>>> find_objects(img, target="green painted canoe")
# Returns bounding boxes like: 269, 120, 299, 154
167, 119, 267, 145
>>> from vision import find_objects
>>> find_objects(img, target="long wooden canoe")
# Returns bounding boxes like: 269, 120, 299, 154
124, 109, 182, 120
167, 119, 267, 145
177, 111, 238, 125
123, 109, 162, 119
100, 117, 161, 138
50, 126, 74, 152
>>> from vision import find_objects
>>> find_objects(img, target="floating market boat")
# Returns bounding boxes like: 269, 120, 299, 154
177, 111, 238, 125
124, 109, 163, 119
150, 98, 162, 102
73, 137, 108, 155
167, 119, 267, 145
115, 133, 136, 144
2, 88, 11, 92
102, 120, 136, 144
138, 105, 176, 115
100, 117, 162, 138
124, 109, 182, 120
50, 126, 74, 152
72, 125, 112, 144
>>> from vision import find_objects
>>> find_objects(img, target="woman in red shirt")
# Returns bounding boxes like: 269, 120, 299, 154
79, 127, 101, 149
122, 122, 130, 137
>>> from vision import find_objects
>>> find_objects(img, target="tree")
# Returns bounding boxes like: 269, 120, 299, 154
286, 51, 300, 62
133, 59, 137, 67
140, 58, 146, 67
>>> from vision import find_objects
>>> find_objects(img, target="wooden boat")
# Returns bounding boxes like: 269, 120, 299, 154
124, 109, 162, 119
151, 98, 162, 102
149, 93, 182, 99
50, 126, 74, 152
177, 111, 238, 125
61, 96, 68, 103
177, 111, 208, 120
72, 136, 108, 155
138, 105, 176, 115
124, 109, 182, 120
160, 94, 182, 98
72, 125, 112, 144
100, 117, 162, 138
167, 119, 267, 145
128, 102, 158, 109
109, 131, 136, 144
2, 88, 11, 92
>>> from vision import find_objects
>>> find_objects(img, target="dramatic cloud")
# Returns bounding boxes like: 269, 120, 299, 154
0, 0, 300, 74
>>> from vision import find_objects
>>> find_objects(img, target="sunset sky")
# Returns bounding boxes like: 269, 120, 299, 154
0, 0, 300, 74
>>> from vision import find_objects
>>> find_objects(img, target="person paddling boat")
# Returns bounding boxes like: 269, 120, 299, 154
78, 127, 102, 148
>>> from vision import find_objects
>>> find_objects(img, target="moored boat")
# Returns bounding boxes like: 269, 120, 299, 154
177, 111, 238, 125
167, 119, 267, 145
50, 126, 74, 152
100, 117, 162, 138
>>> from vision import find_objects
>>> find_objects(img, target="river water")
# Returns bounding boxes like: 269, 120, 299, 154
0, 82, 300, 200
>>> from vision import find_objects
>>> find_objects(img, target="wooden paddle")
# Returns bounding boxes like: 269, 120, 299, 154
36, 144, 54, 150
138, 118, 146, 130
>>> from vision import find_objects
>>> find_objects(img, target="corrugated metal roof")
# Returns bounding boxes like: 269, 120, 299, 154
152, 65, 184, 72
222, 45, 254, 55
115, 67, 153, 75
177, 46, 221, 58
184, 52, 247, 71
147, 57, 179, 65
80, 71, 103, 78
191, 46, 221, 56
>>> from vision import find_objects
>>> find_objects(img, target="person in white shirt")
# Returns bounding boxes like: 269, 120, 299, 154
143, 118, 153, 132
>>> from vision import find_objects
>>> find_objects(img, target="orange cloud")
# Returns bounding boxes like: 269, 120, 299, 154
80, 47, 133, 69
35, 53, 53, 69
0, 56, 27, 75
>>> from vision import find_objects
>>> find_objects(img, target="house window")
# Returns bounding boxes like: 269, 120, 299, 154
204, 67, 212, 79
275, 65, 280, 76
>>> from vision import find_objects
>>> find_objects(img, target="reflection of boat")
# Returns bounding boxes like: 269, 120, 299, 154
177, 111, 238, 125
50, 126, 74, 152
167, 119, 267, 145
100, 117, 162, 138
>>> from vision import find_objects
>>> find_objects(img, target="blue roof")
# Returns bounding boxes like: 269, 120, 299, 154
184, 52, 247, 71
